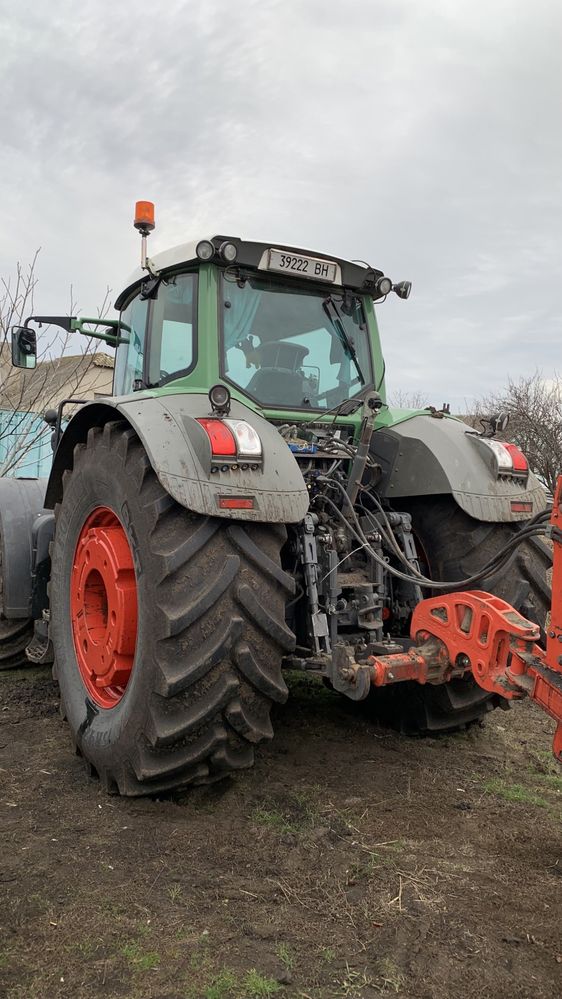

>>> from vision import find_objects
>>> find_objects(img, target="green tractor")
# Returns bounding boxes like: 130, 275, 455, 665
1, 202, 551, 795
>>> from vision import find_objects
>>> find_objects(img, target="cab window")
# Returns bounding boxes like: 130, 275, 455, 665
114, 295, 149, 396
147, 272, 196, 386
221, 274, 372, 410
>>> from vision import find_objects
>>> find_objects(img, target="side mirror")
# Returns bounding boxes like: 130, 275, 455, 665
11, 326, 37, 369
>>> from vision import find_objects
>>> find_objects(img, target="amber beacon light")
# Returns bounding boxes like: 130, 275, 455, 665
134, 201, 156, 271
134, 200, 155, 233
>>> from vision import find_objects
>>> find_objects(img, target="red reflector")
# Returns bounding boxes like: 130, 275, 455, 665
511, 501, 533, 513
196, 418, 237, 456
503, 443, 528, 472
218, 496, 255, 510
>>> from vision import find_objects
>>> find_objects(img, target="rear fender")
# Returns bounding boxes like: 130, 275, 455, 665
44, 395, 309, 524
371, 414, 547, 522
0, 478, 47, 617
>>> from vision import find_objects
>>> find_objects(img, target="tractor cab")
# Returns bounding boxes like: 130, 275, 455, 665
109, 204, 410, 417
114, 250, 379, 410
10, 202, 412, 432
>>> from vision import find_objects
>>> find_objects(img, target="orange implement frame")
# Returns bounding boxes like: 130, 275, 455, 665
365, 477, 562, 761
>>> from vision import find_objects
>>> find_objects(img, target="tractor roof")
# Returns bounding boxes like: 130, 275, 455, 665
115, 237, 385, 309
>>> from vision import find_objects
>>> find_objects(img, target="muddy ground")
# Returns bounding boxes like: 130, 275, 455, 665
0, 667, 560, 999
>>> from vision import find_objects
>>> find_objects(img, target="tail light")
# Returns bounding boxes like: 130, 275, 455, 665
196, 418, 237, 456
224, 420, 262, 457
503, 443, 528, 472
196, 418, 262, 459
479, 439, 528, 475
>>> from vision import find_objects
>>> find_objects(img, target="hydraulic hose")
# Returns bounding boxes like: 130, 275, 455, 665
314, 487, 548, 591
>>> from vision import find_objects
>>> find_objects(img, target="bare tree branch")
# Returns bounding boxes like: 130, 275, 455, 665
468, 371, 562, 493
0, 254, 113, 477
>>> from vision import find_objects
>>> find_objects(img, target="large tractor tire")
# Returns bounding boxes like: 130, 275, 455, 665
0, 536, 32, 669
0, 478, 47, 669
370, 495, 552, 734
50, 421, 295, 796
0, 614, 32, 670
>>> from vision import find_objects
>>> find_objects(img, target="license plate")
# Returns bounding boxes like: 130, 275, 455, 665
267, 248, 338, 283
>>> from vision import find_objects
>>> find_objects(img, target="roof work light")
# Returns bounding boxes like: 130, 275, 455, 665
196, 240, 215, 261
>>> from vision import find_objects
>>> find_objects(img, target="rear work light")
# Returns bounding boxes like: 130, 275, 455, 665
196, 418, 262, 459
480, 439, 529, 475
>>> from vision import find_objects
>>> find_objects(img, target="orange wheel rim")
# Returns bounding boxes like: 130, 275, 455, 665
70, 507, 138, 708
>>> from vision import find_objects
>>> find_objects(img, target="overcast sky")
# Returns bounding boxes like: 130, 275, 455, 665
1, 0, 561, 408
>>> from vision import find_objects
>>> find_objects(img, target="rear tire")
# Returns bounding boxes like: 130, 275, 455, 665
0, 544, 32, 669
369, 496, 552, 734
50, 421, 295, 796
0, 617, 32, 670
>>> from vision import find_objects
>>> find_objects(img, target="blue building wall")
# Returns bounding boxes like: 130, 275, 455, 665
0, 410, 52, 477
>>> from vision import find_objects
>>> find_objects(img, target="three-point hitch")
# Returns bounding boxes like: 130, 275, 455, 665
334, 477, 562, 761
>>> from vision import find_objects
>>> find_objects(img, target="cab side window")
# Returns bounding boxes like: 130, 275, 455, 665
113, 295, 149, 396
148, 273, 196, 385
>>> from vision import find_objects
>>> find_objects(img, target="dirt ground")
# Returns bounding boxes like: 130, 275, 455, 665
0, 667, 560, 999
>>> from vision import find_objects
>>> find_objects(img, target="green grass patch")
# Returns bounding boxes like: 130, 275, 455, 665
483, 779, 549, 808
252, 788, 319, 836
534, 772, 562, 792
204, 969, 238, 999
241, 970, 280, 997
121, 940, 160, 970
185, 967, 280, 999
276, 943, 294, 971
252, 807, 296, 835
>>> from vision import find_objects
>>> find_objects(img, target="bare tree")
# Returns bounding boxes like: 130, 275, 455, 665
0, 253, 113, 477
388, 389, 430, 410
470, 372, 562, 493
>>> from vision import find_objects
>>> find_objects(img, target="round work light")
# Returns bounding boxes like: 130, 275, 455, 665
196, 240, 215, 261
393, 280, 412, 300
375, 276, 393, 297
219, 241, 238, 263
209, 383, 231, 412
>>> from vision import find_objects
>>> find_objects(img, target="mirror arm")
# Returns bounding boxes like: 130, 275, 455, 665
24, 314, 75, 332
70, 318, 124, 346
22, 315, 125, 347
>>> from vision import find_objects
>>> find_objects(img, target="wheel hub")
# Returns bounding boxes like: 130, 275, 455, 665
71, 507, 138, 708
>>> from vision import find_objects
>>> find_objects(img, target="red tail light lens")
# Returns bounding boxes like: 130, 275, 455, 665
503, 443, 528, 472
196, 418, 237, 456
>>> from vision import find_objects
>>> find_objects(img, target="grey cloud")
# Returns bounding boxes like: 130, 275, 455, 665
0, 0, 560, 407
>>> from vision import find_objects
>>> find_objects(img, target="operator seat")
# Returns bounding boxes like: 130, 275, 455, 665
246, 341, 309, 407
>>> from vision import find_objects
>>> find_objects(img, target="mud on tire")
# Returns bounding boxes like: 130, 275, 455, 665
50, 420, 295, 796
368, 495, 552, 734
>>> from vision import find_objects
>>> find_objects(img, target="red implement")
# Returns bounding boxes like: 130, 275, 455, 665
367, 477, 562, 761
